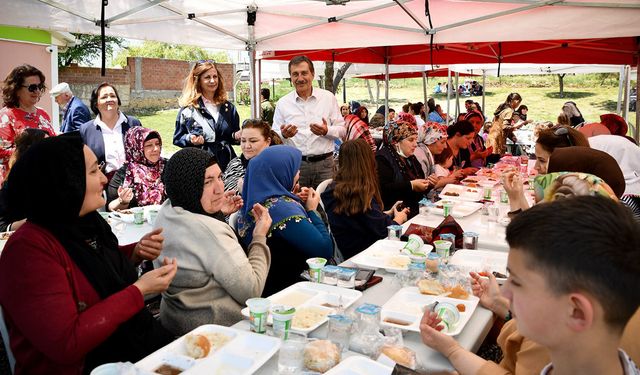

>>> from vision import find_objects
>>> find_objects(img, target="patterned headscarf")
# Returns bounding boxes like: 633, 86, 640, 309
419, 122, 447, 146
534, 172, 618, 203
383, 117, 418, 146
123, 127, 166, 206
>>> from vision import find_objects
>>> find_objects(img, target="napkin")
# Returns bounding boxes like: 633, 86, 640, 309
401, 223, 435, 243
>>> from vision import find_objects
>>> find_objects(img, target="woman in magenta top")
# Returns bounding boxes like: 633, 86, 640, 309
0, 64, 56, 178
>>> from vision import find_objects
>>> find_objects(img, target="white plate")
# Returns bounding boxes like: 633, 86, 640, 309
428, 200, 483, 218
109, 211, 135, 223
440, 184, 483, 202
241, 282, 362, 334
135, 324, 280, 375
325, 356, 393, 375
350, 239, 433, 273
449, 250, 508, 284
460, 176, 499, 187
380, 287, 479, 336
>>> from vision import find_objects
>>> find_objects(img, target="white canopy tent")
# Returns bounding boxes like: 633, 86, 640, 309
2, 0, 639, 121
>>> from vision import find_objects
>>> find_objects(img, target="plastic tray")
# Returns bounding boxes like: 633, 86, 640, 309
380, 287, 479, 336
241, 282, 362, 334
350, 239, 433, 273
325, 356, 393, 375
428, 200, 483, 218
135, 324, 280, 374
439, 184, 483, 202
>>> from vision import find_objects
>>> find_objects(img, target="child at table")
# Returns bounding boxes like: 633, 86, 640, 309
433, 146, 455, 178
419, 196, 640, 375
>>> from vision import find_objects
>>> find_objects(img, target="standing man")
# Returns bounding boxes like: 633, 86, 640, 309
260, 88, 275, 125
273, 55, 345, 188
50, 82, 91, 133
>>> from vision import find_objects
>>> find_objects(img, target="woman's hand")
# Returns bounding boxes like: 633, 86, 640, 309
419, 310, 460, 358
117, 186, 133, 206
461, 167, 479, 176
502, 170, 529, 211
295, 186, 310, 204
190, 134, 205, 146
393, 205, 410, 224
469, 272, 509, 317
411, 178, 431, 192
133, 257, 177, 296
132, 228, 164, 263
220, 191, 243, 215
251, 203, 273, 237
305, 188, 320, 211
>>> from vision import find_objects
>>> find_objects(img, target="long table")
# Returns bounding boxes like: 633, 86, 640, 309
232, 267, 495, 374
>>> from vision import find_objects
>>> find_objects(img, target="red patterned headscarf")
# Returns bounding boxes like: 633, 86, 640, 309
123, 127, 166, 206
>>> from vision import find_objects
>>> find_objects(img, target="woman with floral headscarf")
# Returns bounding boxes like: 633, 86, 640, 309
107, 127, 167, 211
376, 113, 435, 218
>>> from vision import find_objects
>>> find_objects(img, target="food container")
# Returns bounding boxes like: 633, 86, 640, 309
441, 201, 454, 217
336, 268, 357, 289
462, 232, 479, 250
350, 304, 383, 358
271, 305, 296, 340
433, 240, 452, 263
322, 265, 339, 286
426, 253, 441, 273
418, 198, 430, 216
306, 257, 327, 283
403, 234, 424, 254
131, 207, 144, 225
439, 233, 456, 255
435, 302, 461, 333
327, 314, 353, 352
387, 225, 403, 240
246, 297, 270, 334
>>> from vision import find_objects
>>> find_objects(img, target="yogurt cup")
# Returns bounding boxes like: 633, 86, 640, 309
246, 297, 271, 334
131, 207, 144, 225
306, 257, 327, 283
271, 305, 296, 340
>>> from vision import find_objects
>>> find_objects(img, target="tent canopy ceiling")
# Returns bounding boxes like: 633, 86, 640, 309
1, 0, 639, 53
354, 68, 478, 80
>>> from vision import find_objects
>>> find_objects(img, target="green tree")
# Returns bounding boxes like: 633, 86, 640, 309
112, 41, 228, 67
59, 33, 125, 67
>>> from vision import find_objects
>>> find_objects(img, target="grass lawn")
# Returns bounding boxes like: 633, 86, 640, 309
136, 77, 635, 156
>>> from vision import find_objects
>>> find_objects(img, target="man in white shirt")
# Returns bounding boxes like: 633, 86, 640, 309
273, 56, 345, 188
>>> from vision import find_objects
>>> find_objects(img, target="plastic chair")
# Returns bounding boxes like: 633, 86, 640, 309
0, 305, 15, 374
228, 211, 239, 230
315, 179, 333, 210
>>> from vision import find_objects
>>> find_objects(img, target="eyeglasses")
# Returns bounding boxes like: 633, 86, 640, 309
22, 83, 45, 93
554, 127, 573, 146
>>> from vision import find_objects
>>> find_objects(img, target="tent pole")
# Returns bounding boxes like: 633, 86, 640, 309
454, 72, 460, 120
422, 72, 428, 105
247, 5, 258, 118
623, 65, 630, 124
272, 78, 275, 100
482, 70, 486, 118
633, 59, 640, 142
385, 47, 390, 122
447, 68, 451, 122
617, 66, 624, 114
257, 58, 262, 118
343, 78, 347, 104
249, 49, 258, 118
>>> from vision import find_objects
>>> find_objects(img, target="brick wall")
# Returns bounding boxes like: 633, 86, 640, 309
58, 59, 235, 110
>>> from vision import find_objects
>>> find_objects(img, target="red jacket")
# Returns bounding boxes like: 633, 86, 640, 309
0, 222, 143, 375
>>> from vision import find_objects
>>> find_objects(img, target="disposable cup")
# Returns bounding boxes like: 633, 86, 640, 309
433, 240, 451, 261
246, 297, 271, 334
271, 305, 296, 340
403, 234, 424, 254
441, 201, 454, 217
131, 207, 144, 225
306, 257, 327, 283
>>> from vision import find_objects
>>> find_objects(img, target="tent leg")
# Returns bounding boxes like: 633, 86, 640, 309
454, 72, 460, 120
617, 66, 624, 114
249, 49, 258, 118
343, 78, 347, 104
384, 57, 390, 122
446, 68, 451, 122
623, 65, 630, 125
422, 72, 427, 105
482, 70, 486, 119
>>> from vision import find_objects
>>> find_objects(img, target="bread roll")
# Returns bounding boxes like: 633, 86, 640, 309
381, 345, 417, 369
303, 340, 340, 373
184, 334, 211, 359
418, 279, 445, 295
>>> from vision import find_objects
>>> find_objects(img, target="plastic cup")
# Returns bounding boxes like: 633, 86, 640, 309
277, 332, 306, 375
426, 253, 441, 273
433, 240, 451, 262
487, 204, 500, 222
441, 201, 454, 217
499, 189, 509, 204
387, 225, 403, 240
462, 232, 479, 250
131, 207, 144, 225
403, 234, 424, 254
271, 305, 296, 340
435, 302, 461, 333
482, 185, 493, 200
246, 297, 271, 334
306, 257, 327, 283
327, 314, 353, 353
147, 209, 159, 225
439, 233, 456, 253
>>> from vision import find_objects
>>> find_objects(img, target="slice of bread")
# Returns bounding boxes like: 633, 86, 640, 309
418, 279, 446, 295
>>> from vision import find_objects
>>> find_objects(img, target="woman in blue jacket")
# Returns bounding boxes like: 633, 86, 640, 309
174, 61, 240, 171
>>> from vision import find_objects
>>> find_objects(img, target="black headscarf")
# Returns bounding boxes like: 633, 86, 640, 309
5, 135, 172, 373
163, 147, 218, 216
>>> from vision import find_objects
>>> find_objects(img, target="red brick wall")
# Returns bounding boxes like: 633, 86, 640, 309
59, 64, 129, 85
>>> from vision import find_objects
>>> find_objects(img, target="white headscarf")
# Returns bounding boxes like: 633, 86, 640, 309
589, 135, 640, 196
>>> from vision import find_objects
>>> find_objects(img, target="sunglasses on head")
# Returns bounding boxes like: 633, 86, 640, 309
196, 59, 216, 65
22, 83, 45, 93
554, 126, 573, 146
